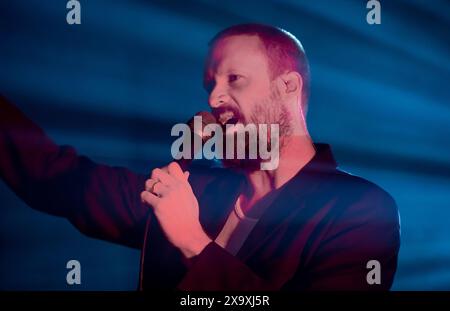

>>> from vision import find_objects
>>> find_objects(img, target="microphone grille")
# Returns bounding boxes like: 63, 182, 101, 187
187, 111, 217, 142
195, 111, 216, 126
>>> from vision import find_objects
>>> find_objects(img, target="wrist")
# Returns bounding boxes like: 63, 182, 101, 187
180, 233, 212, 259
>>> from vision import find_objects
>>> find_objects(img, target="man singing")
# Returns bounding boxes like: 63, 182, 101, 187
0, 24, 400, 290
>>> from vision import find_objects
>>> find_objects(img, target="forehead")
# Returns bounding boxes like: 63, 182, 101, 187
206, 35, 270, 76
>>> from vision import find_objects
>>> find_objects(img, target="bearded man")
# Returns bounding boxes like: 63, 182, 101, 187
0, 24, 400, 290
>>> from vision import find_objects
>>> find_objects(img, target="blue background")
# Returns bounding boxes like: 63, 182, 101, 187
0, 0, 449, 290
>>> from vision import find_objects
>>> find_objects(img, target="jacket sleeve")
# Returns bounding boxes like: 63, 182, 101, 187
177, 241, 276, 290
177, 187, 400, 291
0, 95, 150, 249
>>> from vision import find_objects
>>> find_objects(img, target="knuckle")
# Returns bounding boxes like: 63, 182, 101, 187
141, 191, 148, 202
153, 183, 161, 192
151, 168, 160, 178
168, 161, 178, 169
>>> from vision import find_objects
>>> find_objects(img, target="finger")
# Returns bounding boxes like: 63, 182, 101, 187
167, 161, 185, 181
161, 165, 169, 173
151, 182, 170, 197
151, 168, 175, 185
145, 178, 159, 192
140, 190, 160, 207
145, 179, 169, 196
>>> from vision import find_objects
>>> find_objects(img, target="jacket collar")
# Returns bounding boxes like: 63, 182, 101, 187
237, 143, 338, 259
199, 143, 339, 258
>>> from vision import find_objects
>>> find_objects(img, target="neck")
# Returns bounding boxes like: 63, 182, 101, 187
239, 134, 316, 217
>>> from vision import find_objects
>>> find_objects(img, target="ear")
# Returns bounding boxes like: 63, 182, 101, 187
278, 71, 303, 97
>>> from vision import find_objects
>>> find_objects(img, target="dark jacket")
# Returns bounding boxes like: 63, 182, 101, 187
0, 95, 400, 290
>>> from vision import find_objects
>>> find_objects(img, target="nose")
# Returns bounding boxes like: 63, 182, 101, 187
208, 84, 230, 109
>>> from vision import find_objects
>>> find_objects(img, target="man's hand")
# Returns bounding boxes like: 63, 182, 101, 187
140, 162, 212, 258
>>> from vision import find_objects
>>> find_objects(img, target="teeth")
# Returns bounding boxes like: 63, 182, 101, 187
219, 111, 235, 125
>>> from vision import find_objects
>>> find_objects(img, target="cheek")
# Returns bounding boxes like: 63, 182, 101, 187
228, 89, 252, 111
235, 95, 258, 121
231, 82, 272, 121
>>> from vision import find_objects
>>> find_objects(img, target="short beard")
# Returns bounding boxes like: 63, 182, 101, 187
222, 85, 293, 171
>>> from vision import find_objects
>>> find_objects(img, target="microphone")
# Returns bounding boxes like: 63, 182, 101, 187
139, 110, 216, 290
176, 111, 217, 171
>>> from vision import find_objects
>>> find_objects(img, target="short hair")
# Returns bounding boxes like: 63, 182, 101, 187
208, 23, 311, 114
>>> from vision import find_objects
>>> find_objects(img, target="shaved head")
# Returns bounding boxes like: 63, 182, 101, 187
207, 23, 311, 114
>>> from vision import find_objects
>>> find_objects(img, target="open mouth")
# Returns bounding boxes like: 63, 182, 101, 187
225, 116, 239, 125
218, 111, 240, 126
